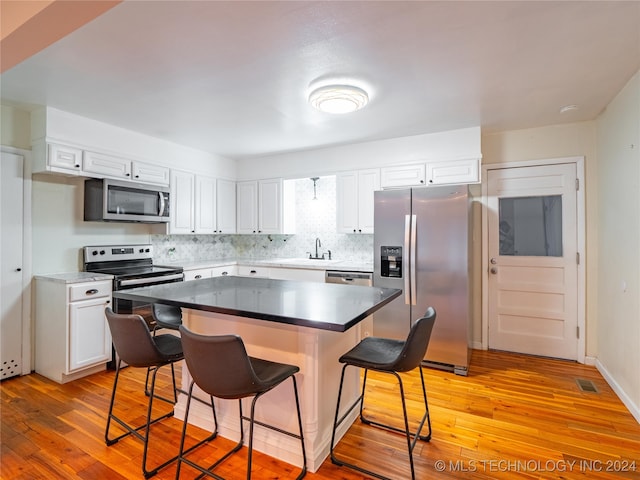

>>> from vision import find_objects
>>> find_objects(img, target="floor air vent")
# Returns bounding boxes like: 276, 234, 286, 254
576, 378, 598, 393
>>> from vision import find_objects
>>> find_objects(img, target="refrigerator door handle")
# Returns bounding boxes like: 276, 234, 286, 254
410, 214, 417, 305
403, 214, 411, 304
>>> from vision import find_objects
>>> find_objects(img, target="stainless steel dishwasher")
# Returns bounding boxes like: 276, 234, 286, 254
325, 271, 374, 338
325, 270, 373, 286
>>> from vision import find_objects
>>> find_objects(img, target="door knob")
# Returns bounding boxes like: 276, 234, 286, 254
490, 267, 498, 274
490, 258, 497, 265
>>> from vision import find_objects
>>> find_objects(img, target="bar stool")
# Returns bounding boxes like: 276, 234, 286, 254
176, 325, 307, 480
104, 308, 186, 478
152, 303, 182, 332
145, 303, 182, 396
330, 307, 436, 480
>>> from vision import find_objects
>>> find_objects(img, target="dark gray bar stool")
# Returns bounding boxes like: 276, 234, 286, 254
145, 303, 182, 396
330, 307, 436, 480
152, 303, 183, 331
176, 326, 307, 480
104, 308, 188, 478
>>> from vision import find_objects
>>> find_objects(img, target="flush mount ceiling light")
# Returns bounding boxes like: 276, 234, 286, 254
560, 104, 579, 114
309, 85, 369, 114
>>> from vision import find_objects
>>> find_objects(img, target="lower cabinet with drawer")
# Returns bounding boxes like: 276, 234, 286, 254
184, 265, 237, 281
35, 278, 112, 383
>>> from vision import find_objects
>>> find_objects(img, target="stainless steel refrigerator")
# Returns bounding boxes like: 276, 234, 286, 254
373, 185, 470, 375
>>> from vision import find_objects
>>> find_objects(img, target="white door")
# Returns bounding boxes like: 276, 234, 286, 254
1, 152, 24, 379
487, 163, 579, 360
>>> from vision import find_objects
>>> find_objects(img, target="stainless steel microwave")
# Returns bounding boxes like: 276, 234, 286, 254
84, 178, 170, 223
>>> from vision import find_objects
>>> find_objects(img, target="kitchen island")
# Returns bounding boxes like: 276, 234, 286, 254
112, 276, 401, 472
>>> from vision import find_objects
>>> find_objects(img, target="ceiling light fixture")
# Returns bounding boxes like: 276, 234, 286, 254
309, 85, 369, 114
559, 104, 579, 114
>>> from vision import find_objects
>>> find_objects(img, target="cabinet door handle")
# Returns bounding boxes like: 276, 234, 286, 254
86, 289, 99, 295
250, 270, 257, 274
195, 275, 202, 279
221, 271, 228, 276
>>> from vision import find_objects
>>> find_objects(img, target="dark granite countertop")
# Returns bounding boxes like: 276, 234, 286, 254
112, 276, 401, 332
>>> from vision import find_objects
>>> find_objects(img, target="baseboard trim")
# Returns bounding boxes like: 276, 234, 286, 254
595, 359, 640, 424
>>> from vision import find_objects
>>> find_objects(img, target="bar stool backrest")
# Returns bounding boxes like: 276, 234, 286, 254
179, 326, 262, 399
393, 306, 437, 372
105, 308, 168, 368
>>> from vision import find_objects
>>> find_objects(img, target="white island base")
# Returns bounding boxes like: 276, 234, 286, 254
173, 309, 364, 473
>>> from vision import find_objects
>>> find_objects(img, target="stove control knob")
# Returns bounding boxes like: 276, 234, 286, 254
100, 250, 105, 255
145, 248, 150, 253
139, 248, 144, 253
92, 250, 98, 256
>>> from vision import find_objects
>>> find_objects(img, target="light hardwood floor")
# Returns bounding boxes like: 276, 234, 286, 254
2, 350, 639, 479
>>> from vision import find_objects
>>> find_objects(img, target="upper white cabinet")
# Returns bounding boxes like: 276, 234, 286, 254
381, 164, 426, 188
132, 161, 171, 185
83, 151, 132, 179
195, 175, 217, 233
216, 179, 237, 234
236, 181, 259, 234
47, 143, 83, 174
194, 177, 237, 234
426, 157, 480, 185
169, 170, 196, 234
236, 178, 292, 234
170, 171, 236, 235
258, 178, 282, 234
336, 169, 380, 234
33, 140, 170, 186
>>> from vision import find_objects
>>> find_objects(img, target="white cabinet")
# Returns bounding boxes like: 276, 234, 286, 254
336, 169, 380, 234
237, 265, 271, 277
170, 170, 196, 234
48, 143, 83, 174
35, 278, 112, 383
184, 268, 213, 282
269, 267, 325, 283
426, 157, 480, 185
195, 176, 217, 233
171, 171, 236, 235
184, 265, 237, 281
32, 140, 170, 185
83, 151, 132, 179
216, 179, 236, 234
237, 179, 290, 234
381, 164, 426, 188
132, 161, 171, 185
212, 265, 237, 277
236, 181, 259, 234
258, 178, 282, 234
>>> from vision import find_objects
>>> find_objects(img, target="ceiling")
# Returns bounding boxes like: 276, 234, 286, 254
1, 1, 639, 160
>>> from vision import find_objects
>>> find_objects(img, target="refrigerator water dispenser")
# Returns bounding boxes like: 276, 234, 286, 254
380, 246, 402, 277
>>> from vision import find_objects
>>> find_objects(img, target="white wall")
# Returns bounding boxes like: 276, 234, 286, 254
595, 71, 640, 421
236, 127, 481, 180
481, 122, 598, 356
1, 105, 31, 150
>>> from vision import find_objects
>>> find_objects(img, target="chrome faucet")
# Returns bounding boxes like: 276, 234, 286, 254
315, 237, 322, 259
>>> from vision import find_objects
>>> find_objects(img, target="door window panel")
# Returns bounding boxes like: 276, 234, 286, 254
499, 195, 562, 256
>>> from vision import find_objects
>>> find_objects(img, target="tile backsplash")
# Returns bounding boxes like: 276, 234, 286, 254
152, 175, 373, 264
